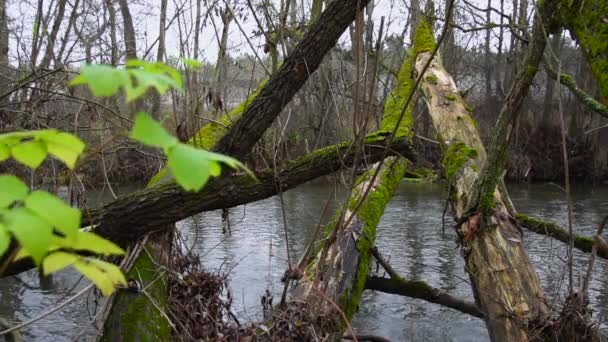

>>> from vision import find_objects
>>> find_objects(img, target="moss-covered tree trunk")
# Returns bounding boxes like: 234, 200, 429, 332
559, 0, 608, 104
413, 20, 548, 342
290, 38, 416, 336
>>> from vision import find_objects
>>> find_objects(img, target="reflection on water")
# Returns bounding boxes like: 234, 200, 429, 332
0, 181, 606, 341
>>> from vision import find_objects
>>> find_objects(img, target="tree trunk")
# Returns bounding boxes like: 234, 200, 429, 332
39, 0, 66, 69
212, 0, 372, 160
56, 0, 81, 64
117, 0, 137, 61
290, 31, 416, 336
413, 18, 549, 341
101, 230, 173, 341
0, 0, 10, 96
212, 7, 232, 118
150, 0, 168, 120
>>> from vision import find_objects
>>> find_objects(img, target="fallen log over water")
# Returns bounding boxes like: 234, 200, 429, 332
1, 133, 415, 277
517, 213, 608, 259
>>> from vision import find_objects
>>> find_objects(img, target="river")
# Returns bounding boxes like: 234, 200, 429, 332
1, 181, 607, 341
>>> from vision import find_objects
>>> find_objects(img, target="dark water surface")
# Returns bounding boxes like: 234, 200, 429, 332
1, 181, 607, 341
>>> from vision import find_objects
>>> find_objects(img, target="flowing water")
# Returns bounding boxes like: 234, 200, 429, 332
1, 181, 607, 341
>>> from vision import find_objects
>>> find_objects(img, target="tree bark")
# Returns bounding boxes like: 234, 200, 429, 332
1, 134, 414, 277
212, 0, 372, 160
541, 31, 562, 126
117, 0, 137, 61
543, 64, 608, 120
413, 17, 550, 341
365, 277, 484, 318
101, 230, 173, 341
39, 0, 66, 69
0, 0, 10, 96
290, 33, 416, 336
150, 0, 168, 119
517, 213, 608, 260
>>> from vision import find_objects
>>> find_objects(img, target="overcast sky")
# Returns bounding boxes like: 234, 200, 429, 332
7, 0, 517, 68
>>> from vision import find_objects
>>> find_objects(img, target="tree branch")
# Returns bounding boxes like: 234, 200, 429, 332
2, 134, 415, 277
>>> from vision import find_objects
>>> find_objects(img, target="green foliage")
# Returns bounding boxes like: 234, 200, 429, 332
0, 129, 123, 295
131, 112, 252, 191
182, 58, 203, 69
0, 172, 126, 294
559, 0, 608, 102
0, 57, 251, 298
70, 60, 183, 102
442, 141, 478, 181
0, 130, 85, 169
71, 60, 252, 191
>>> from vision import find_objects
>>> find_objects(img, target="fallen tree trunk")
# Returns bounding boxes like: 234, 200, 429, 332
365, 246, 484, 319
365, 276, 484, 319
413, 18, 549, 341
544, 64, 608, 119
2, 134, 415, 277
289, 30, 417, 336
517, 213, 608, 259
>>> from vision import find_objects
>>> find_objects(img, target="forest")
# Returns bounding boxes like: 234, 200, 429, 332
0, 0, 607, 341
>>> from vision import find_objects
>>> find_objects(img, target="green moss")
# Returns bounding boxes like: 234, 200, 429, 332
381, 18, 438, 139
560, 0, 608, 103
413, 20, 437, 53
381, 53, 415, 138
426, 74, 439, 85
102, 246, 170, 341
525, 65, 537, 78
516, 213, 597, 253
441, 141, 478, 182
464, 114, 479, 129
339, 158, 409, 319
445, 94, 457, 101
464, 102, 474, 113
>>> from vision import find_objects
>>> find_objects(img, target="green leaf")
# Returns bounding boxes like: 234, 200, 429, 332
4, 207, 53, 264
88, 258, 127, 286
200, 149, 256, 179
11, 139, 48, 169
74, 259, 115, 296
0, 224, 10, 257
130, 112, 178, 148
127, 60, 183, 89
72, 231, 124, 255
25, 190, 80, 240
40, 131, 85, 168
70, 64, 130, 97
125, 70, 180, 101
0, 143, 10, 161
0, 175, 29, 208
43, 251, 78, 275
167, 144, 211, 191
183, 58, 203, 69
74, 258, 126, 296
